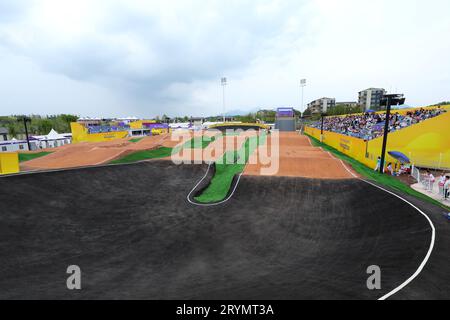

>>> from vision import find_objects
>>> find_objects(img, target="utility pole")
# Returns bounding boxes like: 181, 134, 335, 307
18, 116, 31, 151
221, 77, 227, 123
379, 94, 406, 174
379, 96, 391, 174
320, 113, 327, 135
320, 112, 328, 143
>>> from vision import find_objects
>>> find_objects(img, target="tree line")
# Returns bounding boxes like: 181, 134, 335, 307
0, 114, 78, 138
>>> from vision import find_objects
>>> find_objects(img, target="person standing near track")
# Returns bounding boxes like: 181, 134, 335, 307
386, 162, 394, 176
444, 176, 450, 201
374, 156, 381, 172
426, 171, 436, 192
438, 172, 446, 196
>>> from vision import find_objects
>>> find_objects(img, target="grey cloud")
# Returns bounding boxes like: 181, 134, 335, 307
0, 1, 304, 98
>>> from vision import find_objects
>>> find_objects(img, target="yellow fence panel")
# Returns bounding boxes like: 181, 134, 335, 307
305, 109, 450, 170
0, 152, 20, 175
71, 123, 129, 144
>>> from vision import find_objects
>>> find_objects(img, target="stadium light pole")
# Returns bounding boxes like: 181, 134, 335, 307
379, 93, 406, 174
300, 79, 306, 114
320, 113, 328, 143
320, 112, 327, 135
18, 116, 31, 151
221, 77, 227, 123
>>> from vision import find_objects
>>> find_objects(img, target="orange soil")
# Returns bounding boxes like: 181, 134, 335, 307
244, 132, 357, 179
20, 131, 257, 170
21, 135, 172, 170
21, 131, 356, 179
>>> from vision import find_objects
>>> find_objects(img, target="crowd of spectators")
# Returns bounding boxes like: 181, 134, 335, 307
88, 125, 130, 134
310, 107, 446, 140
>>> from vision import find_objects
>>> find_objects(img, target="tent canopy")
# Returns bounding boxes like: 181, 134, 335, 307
47, 129, 60, 139
388, 151, 411, 164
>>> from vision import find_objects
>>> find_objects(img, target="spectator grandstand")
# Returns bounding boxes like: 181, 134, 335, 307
310, 107, 446, 140
88, 125, 130, 134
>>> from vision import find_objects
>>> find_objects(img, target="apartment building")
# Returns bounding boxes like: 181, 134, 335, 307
307, 98, 336, 114
358, 88, 386, 111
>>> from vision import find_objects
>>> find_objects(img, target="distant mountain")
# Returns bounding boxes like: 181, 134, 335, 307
223, 107, 261, 116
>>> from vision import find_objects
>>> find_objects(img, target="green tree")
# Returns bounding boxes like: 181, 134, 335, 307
7, 122, 18, 138
37, 119, 53, 135
60, 114, 79, 131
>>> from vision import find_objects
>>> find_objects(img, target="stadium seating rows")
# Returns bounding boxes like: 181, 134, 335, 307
88, 125, 130, 134
309, 107, 446, 140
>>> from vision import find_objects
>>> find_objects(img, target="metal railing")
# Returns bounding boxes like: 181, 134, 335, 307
411, 165, 421, 183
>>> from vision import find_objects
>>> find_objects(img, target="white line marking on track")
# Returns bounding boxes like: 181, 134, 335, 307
362, 179, 436, 300
186, 161, 244, 207
323, 140, 435, 300
187, 136, 257, 207
327, 151, 358, 178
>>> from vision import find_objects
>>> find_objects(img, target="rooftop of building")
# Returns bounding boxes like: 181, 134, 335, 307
359, 88, 385, 93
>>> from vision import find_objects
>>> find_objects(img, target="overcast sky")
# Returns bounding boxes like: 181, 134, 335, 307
0, 0, 449, 118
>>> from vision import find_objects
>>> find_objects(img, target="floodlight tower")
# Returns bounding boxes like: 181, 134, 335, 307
300, 79, 307, 114
17, 116, 31, 151
379, 93, 406, 174
221, 77, 227, 123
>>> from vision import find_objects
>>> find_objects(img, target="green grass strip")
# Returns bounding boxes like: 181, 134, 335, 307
112, 135, 218, 164
305, 133, 450, 210
195, 133, 266, 203
183, 135, 216, 149
19, 152, 53, 163
129, 138, 144, 143
110, 147, 173, 164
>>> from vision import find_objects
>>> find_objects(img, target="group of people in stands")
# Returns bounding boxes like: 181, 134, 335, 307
88, 125, 130, 134
310, 107, 446, 140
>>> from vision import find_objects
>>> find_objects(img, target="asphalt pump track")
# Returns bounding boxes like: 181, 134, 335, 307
0, 160, 449, 299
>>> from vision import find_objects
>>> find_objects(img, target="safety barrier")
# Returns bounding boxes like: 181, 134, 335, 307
0, 152, 20, 175
71, 123, 129, 143
304, 126, 377, 168
411, 165, 421, 183
304, 106, 450, 170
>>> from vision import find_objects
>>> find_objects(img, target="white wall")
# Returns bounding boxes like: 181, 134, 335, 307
0, 142, 29, 152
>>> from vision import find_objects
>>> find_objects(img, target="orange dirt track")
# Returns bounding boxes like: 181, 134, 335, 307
244, 132, 357, 179
21, 131, 357, 179
21, 134, 173, 170
20, 131, 256, 171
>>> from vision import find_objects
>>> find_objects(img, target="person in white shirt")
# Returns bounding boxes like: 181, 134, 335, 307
438, 173, 447, 196
374, 157, 381, 172
427, 171, 435, 192
386, 163, 394, 176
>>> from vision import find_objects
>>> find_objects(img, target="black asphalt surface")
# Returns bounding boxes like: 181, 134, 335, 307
0, 160, 448, 300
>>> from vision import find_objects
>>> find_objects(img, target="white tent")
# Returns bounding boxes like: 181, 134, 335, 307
47, 129, 60, 140
31, 129, 72, 149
